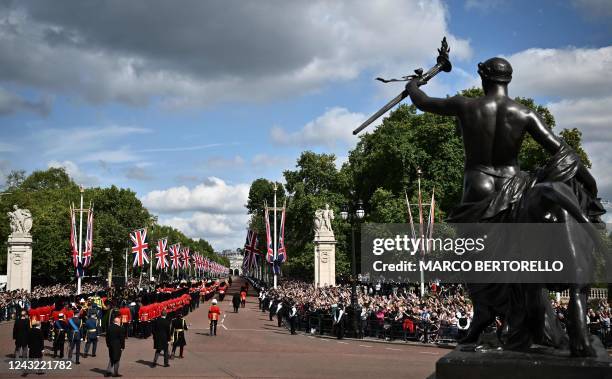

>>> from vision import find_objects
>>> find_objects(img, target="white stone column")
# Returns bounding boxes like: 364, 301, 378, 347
313, 204, 336, 287
7, 233, 33, 292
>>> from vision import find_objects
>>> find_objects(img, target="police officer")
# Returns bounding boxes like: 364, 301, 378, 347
333, 304, 345, 340
289, 302, 298, 335
83, 314, 99, 358
170, 314, 188, 359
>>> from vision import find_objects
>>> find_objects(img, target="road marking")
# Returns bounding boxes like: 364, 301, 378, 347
386, 347, 402, 351
337, 341, 349, 344
419, 351, 440, 355
359, 344, 372, 348
221, 324, 228, 330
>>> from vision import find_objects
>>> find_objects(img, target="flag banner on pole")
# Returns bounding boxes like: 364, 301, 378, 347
426, 190, 435, 253
130, 228, 149, 267
181, 247, 191, 269
82, 207, 94, 267
243, 229, 260, 272
75, 261, 84, 279
169, 243, 181, 270
277, 207, 287, 264
265, 207, 273, 264
70, 205, 79, 268
156, 237, 169, 270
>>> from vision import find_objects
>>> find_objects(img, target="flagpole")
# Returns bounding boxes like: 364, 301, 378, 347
417, 169, 425, 298
77, 185, 84, 295
124, 248, 128, 286
273, 182, 278, 289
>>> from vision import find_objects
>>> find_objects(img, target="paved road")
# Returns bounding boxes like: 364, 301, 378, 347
0, 278, 440, 378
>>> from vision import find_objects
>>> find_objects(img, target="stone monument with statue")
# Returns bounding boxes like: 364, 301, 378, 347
313, 204, 336, 287
6, 205, 33, 292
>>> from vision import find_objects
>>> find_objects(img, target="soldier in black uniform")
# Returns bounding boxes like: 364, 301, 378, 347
232, 293, 241, 313
269, 298, 277, 321
170, 314, 188, 359
105, 316, 125, 377
13, 310, 29, 359
152, 310, 171, 368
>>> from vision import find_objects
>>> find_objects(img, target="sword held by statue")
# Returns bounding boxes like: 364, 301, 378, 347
352, 37, 452, 135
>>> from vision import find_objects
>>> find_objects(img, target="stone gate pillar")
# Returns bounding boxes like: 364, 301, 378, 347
314, 204, 336, 287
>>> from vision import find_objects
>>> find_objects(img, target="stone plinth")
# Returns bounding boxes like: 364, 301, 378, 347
314, 234, 336, 287
435, 343, 612, 379
7, 233, 32, 292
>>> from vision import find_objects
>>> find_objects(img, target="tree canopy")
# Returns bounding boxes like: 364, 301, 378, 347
245, 87, 593, 280
0, 168, 225, 284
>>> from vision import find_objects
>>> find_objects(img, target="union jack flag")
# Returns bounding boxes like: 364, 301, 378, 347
70, 205, 79, 268
181, 247, 191, 269
130, 228, 149, 267
265, 206, 273, 264
277, 207, 286, 264
82, 208, 94, 267
169, 243, 181, 270
156, 238, 169, 270
243, 230, 259, 271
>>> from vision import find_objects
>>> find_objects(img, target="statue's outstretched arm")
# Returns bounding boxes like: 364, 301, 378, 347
527, 110, 597, 196
406, 79, 462, 117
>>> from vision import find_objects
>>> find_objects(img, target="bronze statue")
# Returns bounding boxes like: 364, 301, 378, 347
355, 39, 606, 357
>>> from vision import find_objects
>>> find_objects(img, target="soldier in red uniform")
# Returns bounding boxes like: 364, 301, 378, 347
208, 299, 221, 336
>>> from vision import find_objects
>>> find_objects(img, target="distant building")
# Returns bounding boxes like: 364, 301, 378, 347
217, 249, 243, 276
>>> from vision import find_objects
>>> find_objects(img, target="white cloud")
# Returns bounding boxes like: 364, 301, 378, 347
548, 96, 612, 142
271, 107, 366, 148
0, 87, 50, 116
141, 177, 249, 214
505, 46, 612, 99
572, 0, 612, 19
0, 1, 471, 110
40, 125, 149, 156
81, 147, 142, 163
159, 212, 249, 250
47, 160, 99, 186
204, 155, 245, 169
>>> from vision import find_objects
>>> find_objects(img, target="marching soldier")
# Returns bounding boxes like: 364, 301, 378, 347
152, 310, 171, 368
240, 287, 247, 308
269, 298, 277, 321
170, 314, 188, 359
67, 310, 83, 364
84, 314, 99, 358
53, 313, 67, 358
232, 292, 241, 313
208, 299, 221, 336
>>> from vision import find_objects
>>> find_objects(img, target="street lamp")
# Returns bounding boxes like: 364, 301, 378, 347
340, 199, 365, 338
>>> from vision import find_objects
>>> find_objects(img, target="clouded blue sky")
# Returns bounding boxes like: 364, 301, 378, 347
1, 0, 611, 249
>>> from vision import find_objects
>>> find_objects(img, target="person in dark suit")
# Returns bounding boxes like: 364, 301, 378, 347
152, 310, 170, 367
105, 317, 125, 377
13, 310, 29, 359
28, 320, 45, 375
232, 293, 241, 313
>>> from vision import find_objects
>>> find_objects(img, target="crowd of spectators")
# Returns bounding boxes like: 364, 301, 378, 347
254, 279, 473, 343
251, 277, 612, 347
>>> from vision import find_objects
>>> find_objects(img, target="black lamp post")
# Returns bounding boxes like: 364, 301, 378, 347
340, 199, 365, 338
